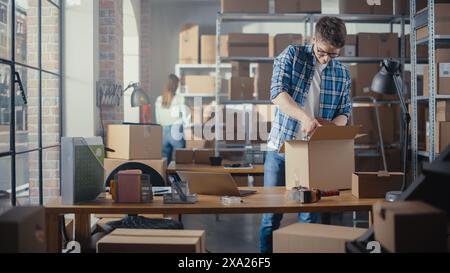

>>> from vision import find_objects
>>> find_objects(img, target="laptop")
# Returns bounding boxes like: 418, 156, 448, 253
176, 171, 257, 197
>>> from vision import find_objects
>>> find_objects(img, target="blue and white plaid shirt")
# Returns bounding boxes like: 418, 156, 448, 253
268, 44, 352, 151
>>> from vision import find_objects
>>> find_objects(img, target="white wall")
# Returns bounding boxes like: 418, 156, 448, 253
64, 0, 99, 137
123, 0, 141, 123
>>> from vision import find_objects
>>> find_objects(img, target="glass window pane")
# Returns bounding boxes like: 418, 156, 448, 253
0, 155, 11, 208
0, 0, 12, 60
43, 146, 59, 204
42, 0, 59, 73
0, 64, 11, 153
16, 150, 38, 205
42, 72, 59, 147
15, 66, 39, 152
16, 0, 39, 67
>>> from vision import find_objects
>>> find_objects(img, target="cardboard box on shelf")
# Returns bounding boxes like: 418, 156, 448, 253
282, 126, 360, 191
231, 61, 250, 77
373, 201, 447, 253
416, 3, 450, 41
352, 172, 404, 199
273, 34, 303, 57
221, 0, 269, 13
405, 34, 427, 59
104, 158, 167, 183
437, 101, 450, 121
97, 228, 205, 253
436, 122, 450, 153
179, 24, 199, 64
254, 63, 273, 100
358, 33, 399, 58
351, 106, 396, 145
229, 77, 255, 100
222, 34, 269, 58
194, 149, 215, 164
273, 223, 367, 253
394, 0, 428, 15
184, 75, 216, 95
341, 34, 357, 57
175, 149, 194, 164
339, 0, 393, 14
275, 0, 321, 13
349, 63, 383, 98
423, 63, 450, 96
107, 124, 162, 160
200, 35, 215, 64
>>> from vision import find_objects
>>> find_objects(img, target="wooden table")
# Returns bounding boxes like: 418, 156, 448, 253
45, 187, 380, 253
167, 162, 265, 175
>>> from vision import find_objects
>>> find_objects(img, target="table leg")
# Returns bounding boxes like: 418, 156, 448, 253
368, 210, 373, 227
46, 213, 61, 253
75, 213, 91, 245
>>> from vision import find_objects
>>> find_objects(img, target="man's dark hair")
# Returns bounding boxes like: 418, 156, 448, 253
315, 16, 347, 48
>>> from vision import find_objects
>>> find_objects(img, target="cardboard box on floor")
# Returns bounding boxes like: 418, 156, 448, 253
222, 34, 269, 58
282, 126, 361, 191
104, 158, 167, 183
275, 0, 321, 13
97, 228, 206, 253
107, 124, 162, 160
416, 3, 450, 41
272, 34, 303, 57
254, 63, 273, 100
184, 75, 215, 95
358, 33, 399, 58
373, 201, 447, 253
352, 172, 404, 199
221, 0, 269, 13
179, 24, 199, 64
339, 0, 393, 14
194, 149, 215, 165
273, 223, 367, 253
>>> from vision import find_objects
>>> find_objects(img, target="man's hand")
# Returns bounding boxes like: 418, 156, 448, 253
302, 116, 322, 135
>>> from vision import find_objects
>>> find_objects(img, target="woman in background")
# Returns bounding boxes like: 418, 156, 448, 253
155, 74, 191, 163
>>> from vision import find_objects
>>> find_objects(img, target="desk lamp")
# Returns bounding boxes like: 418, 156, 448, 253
123, 83, 151, 124
371, 59, 411, 202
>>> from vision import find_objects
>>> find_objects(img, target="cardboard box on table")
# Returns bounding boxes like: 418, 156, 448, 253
104, 158, 167, 183
282, 126, 361, 191
373, 201, 447, 253
352, 172, 404, 199
106, 124, 162, 160
273, 223, 367, 253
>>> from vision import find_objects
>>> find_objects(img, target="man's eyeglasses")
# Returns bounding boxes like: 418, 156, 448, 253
315, 45, 340, 59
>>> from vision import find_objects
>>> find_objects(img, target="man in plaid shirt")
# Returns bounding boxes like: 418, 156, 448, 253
260, 17, 352, 253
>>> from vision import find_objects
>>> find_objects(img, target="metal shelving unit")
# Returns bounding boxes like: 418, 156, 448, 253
215, 10, 410, 156
410, 0, 450, 178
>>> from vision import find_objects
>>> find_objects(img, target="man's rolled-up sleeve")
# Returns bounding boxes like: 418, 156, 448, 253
270, 46, 295, 101
336, 75, 352, 118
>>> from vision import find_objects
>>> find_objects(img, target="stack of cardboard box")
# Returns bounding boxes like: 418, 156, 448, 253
229, 61, 254, 100
175, 148, 215, 165
104, 124, 167, 184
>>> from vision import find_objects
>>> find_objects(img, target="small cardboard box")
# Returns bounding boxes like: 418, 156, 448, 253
179, 24, 199, 64
352, 172, 404, 199
437, 101, 450, 121
185, 75, 215, 94
254, 63, 273, 100
222, 34, 269, 58
373, 201, 447, 253
229, 77, 255, 100
273, 34, 303, 57
275, 0, 322, 13
273, 223, 367, 253
341, 34, 357, 57
107, 124, 162, 160
282, 126, 360, 191
175, 149, 194, 164
221, 0, 269, 13
200, 35, 215, 64
339, 0, 393, 14
194, 149, 215, 165
358, 33, 399, 58
349, 63, 383, 98
231, 61, 250, 77
97, 228, 205, 253
104, 158, 167, 184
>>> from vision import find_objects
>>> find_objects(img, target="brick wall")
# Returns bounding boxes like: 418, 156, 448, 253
140, 0, 151, 100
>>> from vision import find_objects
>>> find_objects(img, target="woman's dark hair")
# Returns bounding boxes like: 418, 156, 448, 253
162, 74, 180, 108
315, 16, 347, 49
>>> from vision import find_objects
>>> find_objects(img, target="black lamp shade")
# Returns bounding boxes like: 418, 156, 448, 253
371, 59, 402, 95
130, 87, 150, 107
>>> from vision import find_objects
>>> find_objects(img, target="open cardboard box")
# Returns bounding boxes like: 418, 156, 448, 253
281, 126, 362, 191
